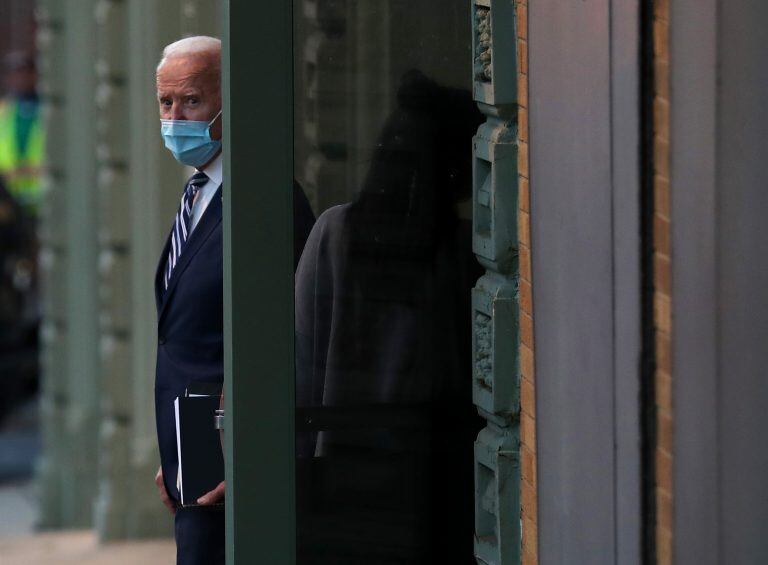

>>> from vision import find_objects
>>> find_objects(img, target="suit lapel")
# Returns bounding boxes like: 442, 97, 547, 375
155, 228, 173, 312
157, 185, 223, 320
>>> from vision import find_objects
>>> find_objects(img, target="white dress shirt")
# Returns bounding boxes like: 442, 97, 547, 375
190, 151, 223, 232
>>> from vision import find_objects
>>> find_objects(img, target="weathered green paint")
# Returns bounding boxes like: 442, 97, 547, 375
475, 424, 521, 564
36, 0, 68, 529
473, 273, 519, 422
471, 1, 521, 563
94, 0, 134, 539
472, 0, 518, 107
224, 0, 296, 563
36, 0, 102, 530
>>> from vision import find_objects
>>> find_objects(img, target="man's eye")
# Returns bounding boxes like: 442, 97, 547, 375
188, 98, 199, 105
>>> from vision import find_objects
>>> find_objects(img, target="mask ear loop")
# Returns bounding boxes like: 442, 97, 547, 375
208, 109, 223, 127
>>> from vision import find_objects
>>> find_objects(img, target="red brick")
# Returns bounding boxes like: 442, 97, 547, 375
656, 370, 672, 413
655, 58, 670, 101
656, 448, 673, 490
518, 72, 528, 108
657, 526, 673, 565
519, 243, 531, 281
654, 253, 671, 296
520, 310, 534, 349
655, 175, 670, 219
521, 373, 535, 417
519, 277, 532, 315
520, 343, 534, 382
654, 19, 669, 61
654, 97, 669, 142
656, 329, 671, 374
521, 412, 536, 452
654, 0, 669, 21
518, 106, 528, 143
654, 293, 672, 335
656, 487, 673, 532
519, 177, 530, 212
521, 444, 536, 487
517, 39, 528, 76
518, 140, 529, 179
519, 209, 530, 247
657, 411, 673, 453
521, 478, 537, 523
654, 136, 670, 180
654, 214, 671, 256
516, 1, 528, 41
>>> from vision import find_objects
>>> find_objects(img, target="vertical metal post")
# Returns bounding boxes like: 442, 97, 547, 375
94, 0, 186, 539
37, 0, 101, 529
224, 0, 295, 563
93, 0, 135, 539
124, 0, 186, 539
36, 0, 69, 529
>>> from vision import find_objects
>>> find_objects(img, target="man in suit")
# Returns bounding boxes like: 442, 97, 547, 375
152, 36, 314, 564
153, 35, 227, 565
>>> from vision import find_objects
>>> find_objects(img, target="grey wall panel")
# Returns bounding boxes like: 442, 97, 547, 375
530, 1, 641, 563
716, 1, 768, 561
673, 1, 768, 562
610, 2, 642, 561
669, 14, 721, 565
669, 1, 719, 562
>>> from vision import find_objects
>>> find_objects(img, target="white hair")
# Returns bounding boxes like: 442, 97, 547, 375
156, 36, 221, 73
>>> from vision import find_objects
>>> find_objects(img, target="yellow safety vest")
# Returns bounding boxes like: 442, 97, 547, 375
0, 99, 45, 215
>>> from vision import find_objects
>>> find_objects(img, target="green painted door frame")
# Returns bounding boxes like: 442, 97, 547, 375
223, 0, 296, 563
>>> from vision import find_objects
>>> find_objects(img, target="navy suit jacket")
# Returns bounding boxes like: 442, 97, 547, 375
155, 185, 225, 502
154, 181, 315, 502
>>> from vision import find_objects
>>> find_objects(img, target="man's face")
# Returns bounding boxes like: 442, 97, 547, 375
156, 54, 222, 141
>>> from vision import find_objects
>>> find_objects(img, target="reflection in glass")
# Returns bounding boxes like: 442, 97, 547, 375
294, 3, 481, 562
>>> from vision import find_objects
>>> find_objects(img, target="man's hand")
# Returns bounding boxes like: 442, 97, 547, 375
155, 466, 176, 515
197, 481, 225, 506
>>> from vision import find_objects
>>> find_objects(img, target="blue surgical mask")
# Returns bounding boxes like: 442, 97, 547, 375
160, 110, 222, 168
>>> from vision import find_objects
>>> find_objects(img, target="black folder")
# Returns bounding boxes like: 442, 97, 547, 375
174, 387, 224, 507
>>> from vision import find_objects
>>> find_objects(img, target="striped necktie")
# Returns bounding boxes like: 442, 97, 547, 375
164, 171, 208, 290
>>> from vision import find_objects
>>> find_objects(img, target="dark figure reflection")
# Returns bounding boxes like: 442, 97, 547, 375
295, 70, 484, 564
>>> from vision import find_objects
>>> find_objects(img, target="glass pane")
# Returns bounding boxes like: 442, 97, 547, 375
293, 2, 482, 562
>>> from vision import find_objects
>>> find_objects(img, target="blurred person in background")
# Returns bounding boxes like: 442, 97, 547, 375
0, 51, 44, 219
0, 51, 39, 424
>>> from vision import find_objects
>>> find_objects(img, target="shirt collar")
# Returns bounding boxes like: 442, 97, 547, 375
197, 151, 223, 186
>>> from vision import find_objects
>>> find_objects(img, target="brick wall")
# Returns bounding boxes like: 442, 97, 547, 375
653, 0, 673, 562
516, 0, 537, 563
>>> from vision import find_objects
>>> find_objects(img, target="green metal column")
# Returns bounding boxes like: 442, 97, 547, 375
180, 0, 221, 36
470, 1, 522, 563
92, 0, 173, 540
121, 0, 220, 539
124, 0, 183, 539
93, 0, 132, 539
225, 0, 295, 562
36, 0, 68, 529
37, 0, 101, 529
